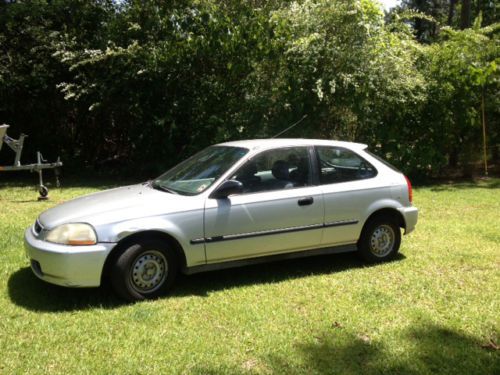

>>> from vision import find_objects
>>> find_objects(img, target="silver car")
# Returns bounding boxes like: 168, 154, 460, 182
25, 139, 418, 301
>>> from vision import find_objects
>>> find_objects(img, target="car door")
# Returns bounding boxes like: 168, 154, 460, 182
204, 146, 324, 263
315, 146, 379, 246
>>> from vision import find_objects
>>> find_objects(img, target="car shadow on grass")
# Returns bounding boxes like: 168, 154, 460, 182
262, 324, 499, 375
8, 252, 405, 312
171, 252, 406, 298
190, 322, 498, 374
8, 268, 125, 312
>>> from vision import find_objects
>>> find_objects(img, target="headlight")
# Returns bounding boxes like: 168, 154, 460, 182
45, 223, 97, 246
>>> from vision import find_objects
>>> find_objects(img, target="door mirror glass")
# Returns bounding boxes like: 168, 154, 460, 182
210, 180, 244, 199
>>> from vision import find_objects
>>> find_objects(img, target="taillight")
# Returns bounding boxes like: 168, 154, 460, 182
404, 175, 413, 204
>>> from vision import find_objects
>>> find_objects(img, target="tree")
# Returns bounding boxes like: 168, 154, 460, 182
448, 0, 457, 25
460, 0, 472, 29
393, 0, 498, 41
1, 0, 498, 179
419, 20, 499, 174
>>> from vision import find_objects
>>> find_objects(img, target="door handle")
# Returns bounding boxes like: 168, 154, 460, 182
298, 197, 314, 206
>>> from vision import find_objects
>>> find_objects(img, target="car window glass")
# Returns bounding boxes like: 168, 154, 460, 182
366, 150, 402, 173
317, 146, 376, 184
231, 147, 311, 193
154, 146, 248, 195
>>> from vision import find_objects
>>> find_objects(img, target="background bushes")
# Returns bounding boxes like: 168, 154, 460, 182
0, 0, 498, 179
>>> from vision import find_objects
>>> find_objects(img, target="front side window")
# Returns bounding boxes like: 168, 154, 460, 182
153, 146, 248, 195
316, 146, 376, 184
231, 147, 311, 194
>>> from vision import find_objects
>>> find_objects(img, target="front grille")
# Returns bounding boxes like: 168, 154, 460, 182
34, 220, 42, 235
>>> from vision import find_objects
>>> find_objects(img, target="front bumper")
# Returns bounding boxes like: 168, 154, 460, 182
24, 227, 116, 287
398, 206, 418, 234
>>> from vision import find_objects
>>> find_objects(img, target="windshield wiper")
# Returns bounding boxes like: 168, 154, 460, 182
149, 180, 179, 195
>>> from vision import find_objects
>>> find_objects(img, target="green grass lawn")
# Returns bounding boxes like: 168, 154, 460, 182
0, 178, 498, 374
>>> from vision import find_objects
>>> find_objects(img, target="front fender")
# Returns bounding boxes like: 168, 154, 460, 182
95, 212, 206, 267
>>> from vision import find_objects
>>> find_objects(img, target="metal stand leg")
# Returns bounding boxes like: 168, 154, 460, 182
1, 124, 63, 199
14, 134, 26, 167
55, 167, 61, 188
37, 152, 49, 201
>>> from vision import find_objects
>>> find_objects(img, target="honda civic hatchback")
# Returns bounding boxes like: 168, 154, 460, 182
25, 139, 418, 301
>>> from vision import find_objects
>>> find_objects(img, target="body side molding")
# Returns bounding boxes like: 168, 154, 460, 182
190, 220, 358, 245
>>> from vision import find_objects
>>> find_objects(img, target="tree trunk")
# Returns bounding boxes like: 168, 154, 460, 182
460, 0, 471, 29
448, 0, 457, 26
449, 149, 459, 168
475, 0, 481, 19
481, 88, 488, 176
414, 0, 426, 41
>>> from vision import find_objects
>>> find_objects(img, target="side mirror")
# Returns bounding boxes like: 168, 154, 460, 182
210, 180, 243, 199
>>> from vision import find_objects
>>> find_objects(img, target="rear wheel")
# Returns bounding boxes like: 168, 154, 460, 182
358, 216, 401, 263
110, 239, 178, 302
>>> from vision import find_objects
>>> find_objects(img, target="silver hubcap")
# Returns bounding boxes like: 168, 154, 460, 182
130, 251, 167, 293
370, 224, 395, 257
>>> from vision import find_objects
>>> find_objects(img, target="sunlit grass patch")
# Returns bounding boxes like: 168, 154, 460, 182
0, 178, 498, 374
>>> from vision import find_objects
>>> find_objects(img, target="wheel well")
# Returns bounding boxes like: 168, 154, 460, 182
100, 230, 187, 285
364, 208, 405, 230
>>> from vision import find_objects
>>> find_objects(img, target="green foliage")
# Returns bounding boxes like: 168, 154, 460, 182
415, 22, 499, 175
0, 0, 498, 178
258, 1, 427, 139
393, 0, 498, 42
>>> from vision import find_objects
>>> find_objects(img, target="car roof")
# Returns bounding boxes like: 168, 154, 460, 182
217, 138, 368, 151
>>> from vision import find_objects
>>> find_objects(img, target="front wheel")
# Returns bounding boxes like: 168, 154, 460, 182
110, 239, 178, 302
357, 216, 401, 263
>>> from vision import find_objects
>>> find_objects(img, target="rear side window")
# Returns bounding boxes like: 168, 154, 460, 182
365, 150, 402, 173
316, 146, 377, 184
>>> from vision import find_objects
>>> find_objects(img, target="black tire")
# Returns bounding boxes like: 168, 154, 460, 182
39, 185, 49, 198
110, 239, 178, 302
357, 215, 401, 263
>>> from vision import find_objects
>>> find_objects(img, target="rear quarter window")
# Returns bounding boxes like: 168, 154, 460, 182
316, 146, 377, 184
365, 150, 402, 173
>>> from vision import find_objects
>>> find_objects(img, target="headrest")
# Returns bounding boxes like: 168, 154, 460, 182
239, 161, 258, 178
272, 160, 290, 180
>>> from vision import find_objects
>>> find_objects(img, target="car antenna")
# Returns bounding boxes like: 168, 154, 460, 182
271, 114, 308, 138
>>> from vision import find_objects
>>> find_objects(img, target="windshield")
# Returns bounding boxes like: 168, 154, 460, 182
152, 146, 249, 195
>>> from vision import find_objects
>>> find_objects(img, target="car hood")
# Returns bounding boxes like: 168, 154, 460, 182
38, 184, 197, 229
